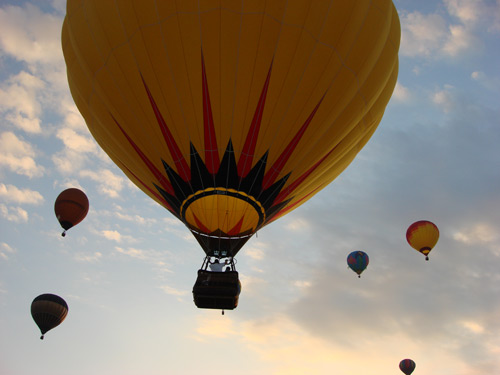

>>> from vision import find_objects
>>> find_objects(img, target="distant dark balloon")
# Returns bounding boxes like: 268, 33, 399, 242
347, 251, 369, 278
399, 359, 416, 375
31, 294, 69, 340
406, 220, 439, 260
54, 188, 89, 236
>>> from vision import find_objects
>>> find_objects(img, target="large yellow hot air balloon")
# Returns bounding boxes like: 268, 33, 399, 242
62, 0, 400, 309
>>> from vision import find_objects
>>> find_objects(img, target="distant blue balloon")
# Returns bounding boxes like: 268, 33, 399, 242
347, 251, 369, 278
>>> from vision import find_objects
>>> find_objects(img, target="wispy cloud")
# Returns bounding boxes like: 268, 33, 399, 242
0, 131, 44, 178
0, 3, 64, 65
243, 243, 266, 261
400, 1, 500, 60
400, 10, 476, 58
114, 210, 157, 225
74, 251, 102, 263
0, 204, 28, 223
453, 223, 498, 245
159, 285, 188, 297
101, 230, 124, 243
0, 71, 44, 133
56, 127, 97, 154
432, 84, 457, 113
444, 0, 500, 32
400, 11, 451, 57
285, 218, 310, 232
115, 246, 147, 259
113, 246, 173, 274
80, 168, 124, 198
392, 81, 411, 102
195, 315, 238, 339
0, 242, 16, 260
0, 183, 43, 204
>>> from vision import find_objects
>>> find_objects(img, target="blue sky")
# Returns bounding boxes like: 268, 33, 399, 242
1, 1, 500, 374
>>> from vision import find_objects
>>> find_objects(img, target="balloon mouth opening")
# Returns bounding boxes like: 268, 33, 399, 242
189, 228, 254, 241
420, 247, 431, 259
58, 221, 74, 230
180, 188, 265, 235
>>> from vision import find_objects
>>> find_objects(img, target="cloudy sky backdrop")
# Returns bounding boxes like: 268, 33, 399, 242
1, 0, 500, 374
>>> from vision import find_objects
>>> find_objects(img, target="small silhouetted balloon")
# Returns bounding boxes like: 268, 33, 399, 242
399, 359, 416, 375
31, 294, 69, 340
347, 251, 369, 277
54, 188, 89, 236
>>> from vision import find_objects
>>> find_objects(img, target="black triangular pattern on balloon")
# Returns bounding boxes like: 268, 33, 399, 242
259, 173, 290, 211
189, 142, 213, 191
239, 151, 268, 198
154, 139, 296, 219
153, 182, 181, 217
161, 159, 192, 202
215, 140, 238, 189
265, 198, 292, 223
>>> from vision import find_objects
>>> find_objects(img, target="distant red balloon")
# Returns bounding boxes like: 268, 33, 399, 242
399, 358, 416, 375
54, 188, 89, 236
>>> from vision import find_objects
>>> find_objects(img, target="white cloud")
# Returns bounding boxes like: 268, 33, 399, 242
115, 246, 147, 260
0, 4, 64, 65
159, 285, 188, 296
444, 0, 500, 32
114, 246, 171, 271
101, 230, 122, 242
453, 223, 498, 244
400, 12, 449, 57
56, 127, 97, 153
246, 248, 265, 260
400, 0, 500, 60
0, 204, 28, 223
52, 149, 88, 174
0, 71, 44, 133
0, 242, 16, 260
285, 218, 310, 232
0, 131, 44, 178
114, 211, 157, 225
400, 8, 480, 58
239, 274, 268, 296
445, 0, 483, 25
195, 315, 238, 339
470, 70, 500, 91
61, 100, 89, 131
293, 280, 312, 290
392, 81, 411, 102
443, 24, 476, 56
80, 168, 124, 198
75, 251, 102, 263
0, 183, 44, 205
471, 71, 484, 80
432, 85, 456, 113
244, 245, 266, 261
461, 320, 486, 334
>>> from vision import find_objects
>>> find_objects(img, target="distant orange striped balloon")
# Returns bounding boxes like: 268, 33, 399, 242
62, 1, 400, 257
406, 220, 439, 260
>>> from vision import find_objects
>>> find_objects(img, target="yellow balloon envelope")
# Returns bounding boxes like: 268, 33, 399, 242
406, 220, 439, 260
62, 0, 400, 256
